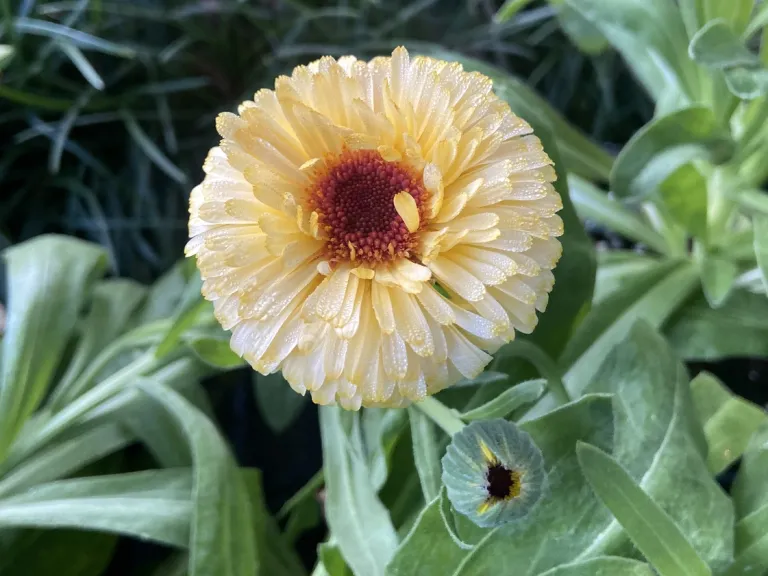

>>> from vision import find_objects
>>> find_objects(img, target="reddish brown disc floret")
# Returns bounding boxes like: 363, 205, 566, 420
308, 149, 427, 264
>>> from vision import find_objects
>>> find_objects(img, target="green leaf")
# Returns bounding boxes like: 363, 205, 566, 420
593, 252, 663, 304
254, 372, 308, 435
284, 496, 321, 545
151, 554, 188, 576
703, 0, 753, 36
577, 323, 733, 571
408, 407, 442, 503
320, 406, 398, 576
139, 259, 196, 324
0, 45, 14, 70
746, 3, 768, 39
318, 542, 353, 576
727, 425, 768, 575
494, 0, 532, 22
139, 382, 257, 576
417, 47, 614, 182
700, 252, 738, 307
386, 495, 469, 576
155, 271, 206, 358
0, 469, 192, 546
732, 425, 768, 520
528, 261, 698, 418
690, 19, 768, 99
551, 1, 609, 54
666, 288, 768, 360
362, 408, 406, 492
241, 469, 307, 576
754, 215, 768, 293
497, 1, 609, 54
677, 0, 705, 37
0, 423, 131, 498
564, 0, 699, 107
13, 17, 137, 58
58, 42, 105, 91
734, 188, 768, 215
658, 163, 708, 241
122, 109, 188, 185
188, 335, 244, 369
119, 382, 199, 469
690, 372, 768, 474
538, 557, 655, 575
569, 175, 668, 253
0, 529, 116, 576
611, 107, 733, 200
278, 469, 323, 521
0, 235, 107, 463
49, 279, 147, 409
576, 443, 711, 576
691, 19, 761, 68
460, 379, 546, 421
387, 393, 615, 575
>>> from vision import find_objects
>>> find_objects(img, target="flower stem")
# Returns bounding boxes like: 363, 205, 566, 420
415, 396, 466, 436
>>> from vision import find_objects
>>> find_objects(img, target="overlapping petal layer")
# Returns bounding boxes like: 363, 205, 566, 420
187, 47, 563, 408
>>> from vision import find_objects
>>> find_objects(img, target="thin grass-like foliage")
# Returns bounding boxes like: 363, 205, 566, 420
0, 0, 648, 281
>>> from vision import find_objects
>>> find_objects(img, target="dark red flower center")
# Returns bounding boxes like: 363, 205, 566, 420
308, 149, 426, 264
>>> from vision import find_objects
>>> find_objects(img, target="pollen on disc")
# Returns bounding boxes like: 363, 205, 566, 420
308, 149, 427, 264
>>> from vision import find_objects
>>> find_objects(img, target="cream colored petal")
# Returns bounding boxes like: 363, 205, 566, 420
325, 335, 348, 380
451, 245, 517, 276
423, 162, 444, 219
489, 287, 538, 333
390, 289, 435, 357
444, 327, 491, 379
280, 100, 350, 158
315, 265, 352, 320
332, 272, 360, 328
382, 331, 408, 379
390, 46, 411, 109
415, 285, 455, 325
450, 304, 498, 340
393, 191, 420, 233
494, 277, 538, 306
392, 259, 431, 283
335, 279, 364, 339
428, 256, 486, 302
372, 282, 396, 334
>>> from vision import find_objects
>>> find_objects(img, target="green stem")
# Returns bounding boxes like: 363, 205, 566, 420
277, 469, 325, 521
415, 397, 466, 437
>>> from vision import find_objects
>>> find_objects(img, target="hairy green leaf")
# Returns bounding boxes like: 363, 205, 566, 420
577, 443, 711, 576
321, 406, 398, 576
690, 372, 768, 474
0, 235, 107, 463
0, 469, 192, 546
611, 107, 733, 200
139, 382, 257, 576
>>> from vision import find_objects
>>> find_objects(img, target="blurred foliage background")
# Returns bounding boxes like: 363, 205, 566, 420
0, 0, 650, 283
5, 0, 734, 573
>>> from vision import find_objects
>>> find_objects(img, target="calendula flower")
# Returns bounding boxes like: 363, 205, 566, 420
442, 419, 547, 527
187, 47, 563, 409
